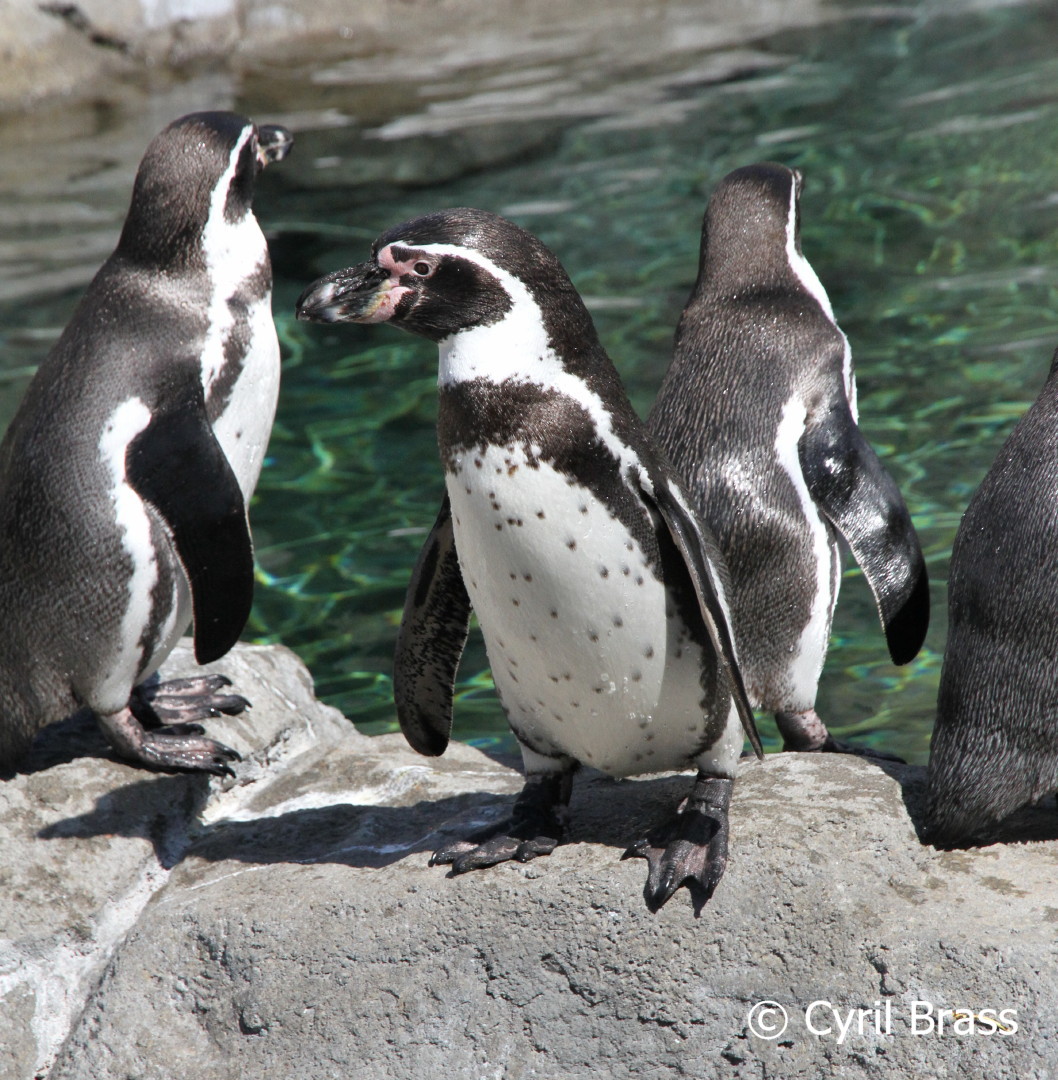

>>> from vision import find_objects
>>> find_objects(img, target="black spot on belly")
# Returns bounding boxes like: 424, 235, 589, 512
438, 380, 664, 581
537, 510, 546, 519
567, 540, 577, 551
644, 645, 655, 659
599, 566, 609, 578
613, 615, 624, 628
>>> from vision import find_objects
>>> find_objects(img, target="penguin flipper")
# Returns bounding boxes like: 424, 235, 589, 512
394, 494, 472, 756
800, 396, 930, 665
645, 475, 763, 759
126, 393, 254, 666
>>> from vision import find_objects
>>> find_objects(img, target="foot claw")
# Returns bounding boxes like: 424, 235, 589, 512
624, 774, 733, 911
99, 706, 242, 777
130, 676, 251, 727
430, 771, 571, 876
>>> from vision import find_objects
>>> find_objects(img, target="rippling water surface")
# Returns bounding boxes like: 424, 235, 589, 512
3, 1, 1058, 762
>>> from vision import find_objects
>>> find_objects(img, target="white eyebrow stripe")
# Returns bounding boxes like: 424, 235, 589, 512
410, 240, 648, 488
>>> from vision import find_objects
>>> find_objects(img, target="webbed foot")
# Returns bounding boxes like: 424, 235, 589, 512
131, 674, 250, 727
623, 774, 732, 912
99, 705, 241, 777
775, 708, 905, 763
431, 770, 573, 874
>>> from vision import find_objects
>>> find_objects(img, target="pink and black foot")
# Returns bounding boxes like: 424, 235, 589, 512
623, 773, 732, 912
775, 708, 905, 763
431, 770, 574, 873
98, 675, 249, 777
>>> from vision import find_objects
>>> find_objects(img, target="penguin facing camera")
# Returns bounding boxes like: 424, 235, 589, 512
297, 208, 763, 911
0, 111, 292, 777
650, 163, 929, 759
926, 347, 1058, 846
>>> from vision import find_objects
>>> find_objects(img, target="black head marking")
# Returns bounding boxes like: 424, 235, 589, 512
695, 162, 802, 295
384, 241, 514, 341
371, 209, 563, 342
116, 111, 288, 269
392, 210, 654, 421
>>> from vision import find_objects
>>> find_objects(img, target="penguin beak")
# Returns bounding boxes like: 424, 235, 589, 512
256, 124, 293, 168
296, 262, 408, 324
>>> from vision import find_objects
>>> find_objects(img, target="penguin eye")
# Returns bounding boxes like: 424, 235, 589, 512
412, 261, 432, 277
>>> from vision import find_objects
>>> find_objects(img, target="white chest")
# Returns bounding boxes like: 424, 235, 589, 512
446, 443, 727, 777
206, 288, 281, 502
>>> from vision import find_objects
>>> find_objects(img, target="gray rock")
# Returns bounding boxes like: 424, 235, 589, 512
0, 641, 356, 1080
2, 643, 1054, 1078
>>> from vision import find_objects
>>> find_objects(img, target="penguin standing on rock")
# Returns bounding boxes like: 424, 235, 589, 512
926, 348, 1058, 845
649, 163, 929, 757
0, 111, 291, 777
297, 208, 763, 910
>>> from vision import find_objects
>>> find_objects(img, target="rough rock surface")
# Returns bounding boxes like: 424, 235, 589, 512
1, 643, 1056, 1079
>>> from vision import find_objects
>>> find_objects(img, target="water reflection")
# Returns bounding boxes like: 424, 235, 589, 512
2, 0, 1057, 762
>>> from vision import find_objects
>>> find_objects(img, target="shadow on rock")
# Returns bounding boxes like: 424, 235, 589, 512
37, 772, 210, 867
191, 772, 699, 870
10, 708, 114, 777
36, 769, 700, 872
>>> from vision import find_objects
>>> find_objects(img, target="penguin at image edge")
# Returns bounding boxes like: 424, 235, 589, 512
297, 206, 764, 911
926, 345, 1058, 846
649, 162, 929, 758
0, 111, 291, 776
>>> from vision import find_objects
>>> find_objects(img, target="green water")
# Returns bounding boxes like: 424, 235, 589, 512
6, 1, 1058, 763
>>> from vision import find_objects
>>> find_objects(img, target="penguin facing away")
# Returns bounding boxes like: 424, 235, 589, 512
926, 347, 1058, 846
297, 207, 763, 910
0, 111, 292, 777
649, 163, 929, 756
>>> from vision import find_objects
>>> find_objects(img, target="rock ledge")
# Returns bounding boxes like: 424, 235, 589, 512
1, 642, 1055, 1079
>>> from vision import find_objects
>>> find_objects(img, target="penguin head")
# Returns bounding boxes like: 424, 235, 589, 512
696, 162, 805, 293
295, 208, 597, 346
117, 111, 292, 269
